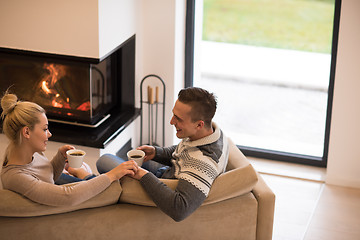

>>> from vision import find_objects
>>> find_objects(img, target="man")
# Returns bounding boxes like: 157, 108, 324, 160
97, 87, 229, 221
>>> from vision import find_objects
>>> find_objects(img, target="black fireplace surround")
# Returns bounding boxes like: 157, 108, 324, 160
0, 35, 140, 148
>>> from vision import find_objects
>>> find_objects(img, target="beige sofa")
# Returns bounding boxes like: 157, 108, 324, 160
0, 139, 275, 240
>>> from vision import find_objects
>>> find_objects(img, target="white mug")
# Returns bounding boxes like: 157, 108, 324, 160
66, 149, 86, 168
127, 149, 145, 166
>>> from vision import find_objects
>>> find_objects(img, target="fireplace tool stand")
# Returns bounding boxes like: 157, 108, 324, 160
140, 74, 165, 146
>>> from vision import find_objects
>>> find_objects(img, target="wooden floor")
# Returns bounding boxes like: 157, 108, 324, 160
254, 159, 360, 240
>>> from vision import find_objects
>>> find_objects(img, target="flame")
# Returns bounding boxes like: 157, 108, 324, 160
77, 101, 91, 111
51, 99, 63, 108
41, 81, 51, 94
39, 64, 69, 109
40, 63, 66, 98
39, 63, 89, 112
44, 63, 65, 88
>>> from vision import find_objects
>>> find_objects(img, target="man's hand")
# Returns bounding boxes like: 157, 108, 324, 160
105, 160, 139, 182
131, 167, 149, 180
137, 145, 156, 162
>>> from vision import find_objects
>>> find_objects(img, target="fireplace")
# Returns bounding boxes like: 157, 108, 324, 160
0, 35, 140, 148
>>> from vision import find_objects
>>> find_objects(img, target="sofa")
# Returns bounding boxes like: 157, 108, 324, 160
0, 139, 275, 240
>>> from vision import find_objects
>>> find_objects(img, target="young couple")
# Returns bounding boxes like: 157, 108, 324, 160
1, 87, 229, 221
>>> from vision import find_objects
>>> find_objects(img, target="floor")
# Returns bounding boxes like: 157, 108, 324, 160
253, 159, 360, 240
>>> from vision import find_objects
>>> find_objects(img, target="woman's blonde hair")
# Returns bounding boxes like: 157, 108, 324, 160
1, 91, 45, 144
1, 90, 45, 168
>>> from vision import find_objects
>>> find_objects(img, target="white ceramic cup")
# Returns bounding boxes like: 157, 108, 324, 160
66, 149, 86, 168
127, 149, 145, 166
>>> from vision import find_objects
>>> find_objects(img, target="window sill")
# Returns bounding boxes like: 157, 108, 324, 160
248, 157, 326, 183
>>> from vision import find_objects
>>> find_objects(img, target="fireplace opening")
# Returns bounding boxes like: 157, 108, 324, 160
0, 35, 136, 128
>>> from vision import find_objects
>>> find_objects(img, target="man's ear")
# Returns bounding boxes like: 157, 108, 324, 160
22, 126, 31, 139
196, 120, 205, 129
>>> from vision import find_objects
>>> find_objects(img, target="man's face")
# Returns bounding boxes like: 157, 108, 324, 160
170, 100, 199, 140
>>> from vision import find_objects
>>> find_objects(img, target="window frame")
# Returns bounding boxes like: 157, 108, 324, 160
184, 0, 342, 167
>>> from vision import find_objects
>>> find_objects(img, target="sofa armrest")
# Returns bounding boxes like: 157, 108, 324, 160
0, 180, 122, 217
252, 173, 275, 240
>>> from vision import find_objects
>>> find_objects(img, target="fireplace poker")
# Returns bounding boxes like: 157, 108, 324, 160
147, 86, 151, 145
150, 86, 155, 145
148, 86, 154, 145
155, 86, 159, 144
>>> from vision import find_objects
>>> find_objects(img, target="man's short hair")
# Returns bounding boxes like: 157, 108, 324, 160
178, 87, 217, 129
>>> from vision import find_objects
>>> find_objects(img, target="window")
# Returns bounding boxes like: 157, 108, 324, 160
185, 0, 342, 166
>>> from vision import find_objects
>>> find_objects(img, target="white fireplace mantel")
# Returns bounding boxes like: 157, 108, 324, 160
0, 0, 136, 59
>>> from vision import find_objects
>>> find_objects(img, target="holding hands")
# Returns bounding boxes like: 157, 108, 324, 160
59, 145, 151, 182
105, 160, 140, 182
124, 145, 155, 180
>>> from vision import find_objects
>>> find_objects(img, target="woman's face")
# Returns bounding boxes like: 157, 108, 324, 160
28, 113, 52, 152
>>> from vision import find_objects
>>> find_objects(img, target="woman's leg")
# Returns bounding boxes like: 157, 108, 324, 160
96, 154, 127, 174
55, 172, 96, 185
55, 173, 83, 185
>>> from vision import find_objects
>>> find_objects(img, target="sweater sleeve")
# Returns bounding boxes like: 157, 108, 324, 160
50, 151, 66, 181
140, 173, 206, 222
5, 170, 111, 207
153, 145, 177, 166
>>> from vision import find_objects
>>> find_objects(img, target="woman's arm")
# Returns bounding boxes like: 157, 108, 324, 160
50, 145, 74, 181
7, 171, 112, 206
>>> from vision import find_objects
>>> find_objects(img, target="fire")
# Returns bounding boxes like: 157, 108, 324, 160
40, 63, 66, 101
41, 81, 51, 94
51, 99, 63, 108
77, 101, 91, 111
39, 63, 87, 111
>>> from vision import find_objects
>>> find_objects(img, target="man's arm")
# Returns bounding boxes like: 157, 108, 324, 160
152, 145, 177, 166
139, 172, 206, 222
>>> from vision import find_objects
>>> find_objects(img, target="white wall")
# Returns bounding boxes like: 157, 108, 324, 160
98, 0, 136, 58
0, 0, 137, 59
0, 0, 99, 58
137, 0, 186, 146
326, 0, 360, 188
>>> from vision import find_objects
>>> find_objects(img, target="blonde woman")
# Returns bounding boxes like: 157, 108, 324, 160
0, 91, 138, 206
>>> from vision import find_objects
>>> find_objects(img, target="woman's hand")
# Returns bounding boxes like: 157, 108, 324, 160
137, 145, 156, 162
105, 160, 140, 182
59, 145, 75, 159
65, 162, 92, 179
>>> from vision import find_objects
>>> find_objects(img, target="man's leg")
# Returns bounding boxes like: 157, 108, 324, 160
142, 160, 170, 178
96, 154, 127, 174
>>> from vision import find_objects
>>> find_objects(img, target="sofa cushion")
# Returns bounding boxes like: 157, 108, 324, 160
0, 180, 122, 217
119, 138, 258, 206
